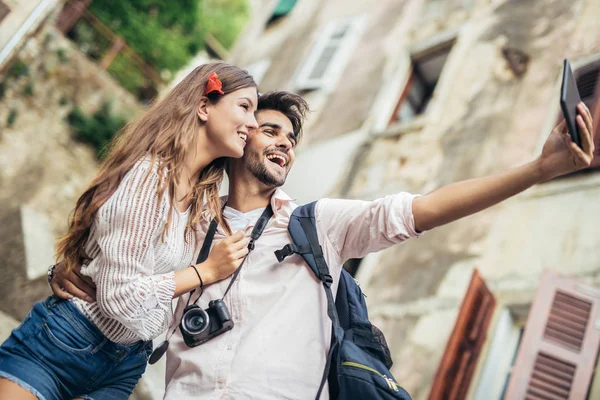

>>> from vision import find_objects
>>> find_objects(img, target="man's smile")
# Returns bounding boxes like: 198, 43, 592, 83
265, 151, 288, 168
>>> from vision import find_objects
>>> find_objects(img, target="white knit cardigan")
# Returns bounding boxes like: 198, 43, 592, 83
73, 158, 197, 344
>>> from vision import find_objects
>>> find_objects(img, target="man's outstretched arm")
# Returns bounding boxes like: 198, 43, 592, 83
413, 103, 595, 232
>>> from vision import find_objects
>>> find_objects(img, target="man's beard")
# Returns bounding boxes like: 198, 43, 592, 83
244, 150, 287, 187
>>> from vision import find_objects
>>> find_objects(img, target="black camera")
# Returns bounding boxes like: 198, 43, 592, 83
179, 299, 234, 347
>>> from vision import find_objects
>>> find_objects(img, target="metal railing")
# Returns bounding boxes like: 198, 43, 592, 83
56, 1, 163, 100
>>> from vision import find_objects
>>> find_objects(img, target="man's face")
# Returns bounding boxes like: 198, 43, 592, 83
232, 109, 297, 187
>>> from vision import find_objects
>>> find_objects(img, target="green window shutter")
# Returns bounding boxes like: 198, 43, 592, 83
272, 0, 297, 17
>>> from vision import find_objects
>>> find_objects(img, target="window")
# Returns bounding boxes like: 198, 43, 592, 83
504, 270, 600, 399
473, 306, 527, 399
0, 1, 10, 24
423, 0, 476, 19
435, 270, 600, 400
389, 41, 454, 126
428, 269, 496, 400
294, 17, 365, 91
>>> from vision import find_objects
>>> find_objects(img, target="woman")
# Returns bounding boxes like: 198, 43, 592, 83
0, 62, 258, 400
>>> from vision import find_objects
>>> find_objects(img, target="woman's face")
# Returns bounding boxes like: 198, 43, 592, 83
203, 87, 259, 159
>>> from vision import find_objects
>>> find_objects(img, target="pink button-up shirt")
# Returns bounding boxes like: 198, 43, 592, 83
164, 189, 421, 399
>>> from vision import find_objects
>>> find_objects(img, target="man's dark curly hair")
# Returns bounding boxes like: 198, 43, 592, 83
257, 91, 310, 143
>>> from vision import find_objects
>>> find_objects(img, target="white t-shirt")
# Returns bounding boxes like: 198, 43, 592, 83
222, 206, 266, 233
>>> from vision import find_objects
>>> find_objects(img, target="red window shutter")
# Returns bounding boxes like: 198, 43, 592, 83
590, 68, 600, 168
388, 72, 415, 126
428, 269, 496, 400
573, 64, 600, 169
576, 67, 599, 104
504, 270, 600, 399
553, 64, 600, 170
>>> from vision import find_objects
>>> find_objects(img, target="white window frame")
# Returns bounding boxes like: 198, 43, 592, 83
294, 16, 366, 91
245, 59, 271, 86
370, 28, 459, 135
471, 307, 524, 400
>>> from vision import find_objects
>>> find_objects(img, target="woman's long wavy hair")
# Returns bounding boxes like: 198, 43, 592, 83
56, 62, 256, 272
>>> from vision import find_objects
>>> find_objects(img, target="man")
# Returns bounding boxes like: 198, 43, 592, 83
52, 91, 595, 399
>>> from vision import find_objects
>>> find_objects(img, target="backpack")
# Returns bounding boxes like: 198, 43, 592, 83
274, 202, 412, 400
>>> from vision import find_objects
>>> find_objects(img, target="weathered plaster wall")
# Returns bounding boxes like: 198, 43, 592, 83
349, 1, 600, 397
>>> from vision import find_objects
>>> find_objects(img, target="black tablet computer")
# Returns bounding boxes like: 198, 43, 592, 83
560, 59, 583, 148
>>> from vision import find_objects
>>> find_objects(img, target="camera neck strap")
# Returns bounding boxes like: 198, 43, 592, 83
149, 203, 275, 365
197, 203, 274, 301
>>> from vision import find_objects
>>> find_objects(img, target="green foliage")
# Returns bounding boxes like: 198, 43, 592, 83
43, 32, 53, 46
67, 102, 127, 159
70, 22, 108, 61
107, 53, 147, 94
200, 0, 249, 50
89, 1, 204, 73
7, 60, 29, 79
68, 1, 249, 99
87, 0, 249, 73
0, 81, 5, 100
7, 109, 18, 127
56, 48, 69, 64
59, 96, 69, 106
23, 82, 34, 96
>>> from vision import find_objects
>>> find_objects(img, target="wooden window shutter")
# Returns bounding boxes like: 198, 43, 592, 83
504, 270, 600, 399
589, 67, 600, 168
574, 63, 600, 169
428, 269, 496, 400
553, 62, 600, 171
388, 72, 415, 125
576, 66, 599, 104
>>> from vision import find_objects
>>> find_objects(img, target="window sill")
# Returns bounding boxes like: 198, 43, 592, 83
371, 115, 426, 138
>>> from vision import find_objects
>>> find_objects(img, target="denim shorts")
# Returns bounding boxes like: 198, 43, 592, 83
0, 295, 153, 400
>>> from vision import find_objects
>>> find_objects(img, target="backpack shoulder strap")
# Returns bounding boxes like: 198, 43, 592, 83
284, 202, 341, 332
277, 202, 343, 399
283, 204, 362, 331
279, 202, 324, 278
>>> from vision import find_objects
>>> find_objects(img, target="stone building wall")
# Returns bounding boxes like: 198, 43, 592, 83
346, 1, 600, 397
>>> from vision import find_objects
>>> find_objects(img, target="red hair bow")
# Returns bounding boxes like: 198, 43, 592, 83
204, 72, 224, 95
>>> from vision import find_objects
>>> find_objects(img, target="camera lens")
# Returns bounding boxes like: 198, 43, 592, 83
182, 308, 209, 335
